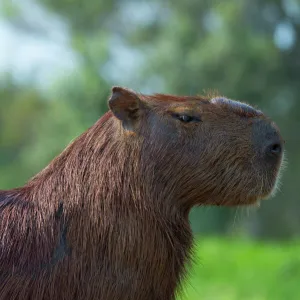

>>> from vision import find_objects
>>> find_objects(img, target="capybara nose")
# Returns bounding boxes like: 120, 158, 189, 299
252, 119, 283, 161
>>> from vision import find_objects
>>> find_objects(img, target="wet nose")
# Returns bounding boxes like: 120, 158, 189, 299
252, 119, 283, 161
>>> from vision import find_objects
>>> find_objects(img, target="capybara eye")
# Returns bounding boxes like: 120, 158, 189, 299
173, 114, 201, 123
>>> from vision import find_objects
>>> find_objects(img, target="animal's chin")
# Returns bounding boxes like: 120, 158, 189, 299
211, 189, 275, 207
237, 185, 277, 207
198, 174, 280, 207
232, 172, 281, 207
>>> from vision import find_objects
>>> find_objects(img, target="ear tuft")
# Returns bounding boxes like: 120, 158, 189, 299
111, 86, 128, 94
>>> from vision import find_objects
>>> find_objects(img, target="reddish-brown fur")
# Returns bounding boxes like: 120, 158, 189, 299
0, 87, 284, 300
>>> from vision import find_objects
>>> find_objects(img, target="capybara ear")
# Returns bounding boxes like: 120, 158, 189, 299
108, 86, 143, 131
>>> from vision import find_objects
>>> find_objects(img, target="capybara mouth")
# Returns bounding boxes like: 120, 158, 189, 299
208, 150, 285, 208
244, 152, 285, 206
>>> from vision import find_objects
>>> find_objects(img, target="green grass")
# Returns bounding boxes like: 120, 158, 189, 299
178, 237, 300, 300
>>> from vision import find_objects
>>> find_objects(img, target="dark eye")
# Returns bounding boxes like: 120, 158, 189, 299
172, 114, 201, 123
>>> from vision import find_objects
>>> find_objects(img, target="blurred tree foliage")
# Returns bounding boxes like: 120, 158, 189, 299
0, 75, 43, 186
0, 0, 299, 239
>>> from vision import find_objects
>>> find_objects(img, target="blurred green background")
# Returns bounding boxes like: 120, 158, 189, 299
0, 0, 299, 299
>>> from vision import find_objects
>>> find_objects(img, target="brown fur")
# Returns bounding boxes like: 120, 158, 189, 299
0, 87, 284, 300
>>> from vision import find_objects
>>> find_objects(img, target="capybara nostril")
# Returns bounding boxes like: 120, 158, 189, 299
266, 142, 282, 157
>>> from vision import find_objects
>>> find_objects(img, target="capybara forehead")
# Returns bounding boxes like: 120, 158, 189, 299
142, 94, 210, 105
141, 94, 210, 114
140, 94, 264, 119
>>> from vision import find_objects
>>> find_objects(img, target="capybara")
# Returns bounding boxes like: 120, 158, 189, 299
0, 87, 284, 300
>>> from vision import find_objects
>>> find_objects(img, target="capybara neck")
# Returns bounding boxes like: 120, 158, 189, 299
28, 111, 193, 216
13, 111, 192, 299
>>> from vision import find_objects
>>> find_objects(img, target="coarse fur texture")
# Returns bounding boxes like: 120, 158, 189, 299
0, 87, 284, 300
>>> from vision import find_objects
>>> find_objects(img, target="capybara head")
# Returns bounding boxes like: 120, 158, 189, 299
109, 87, 284, 210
